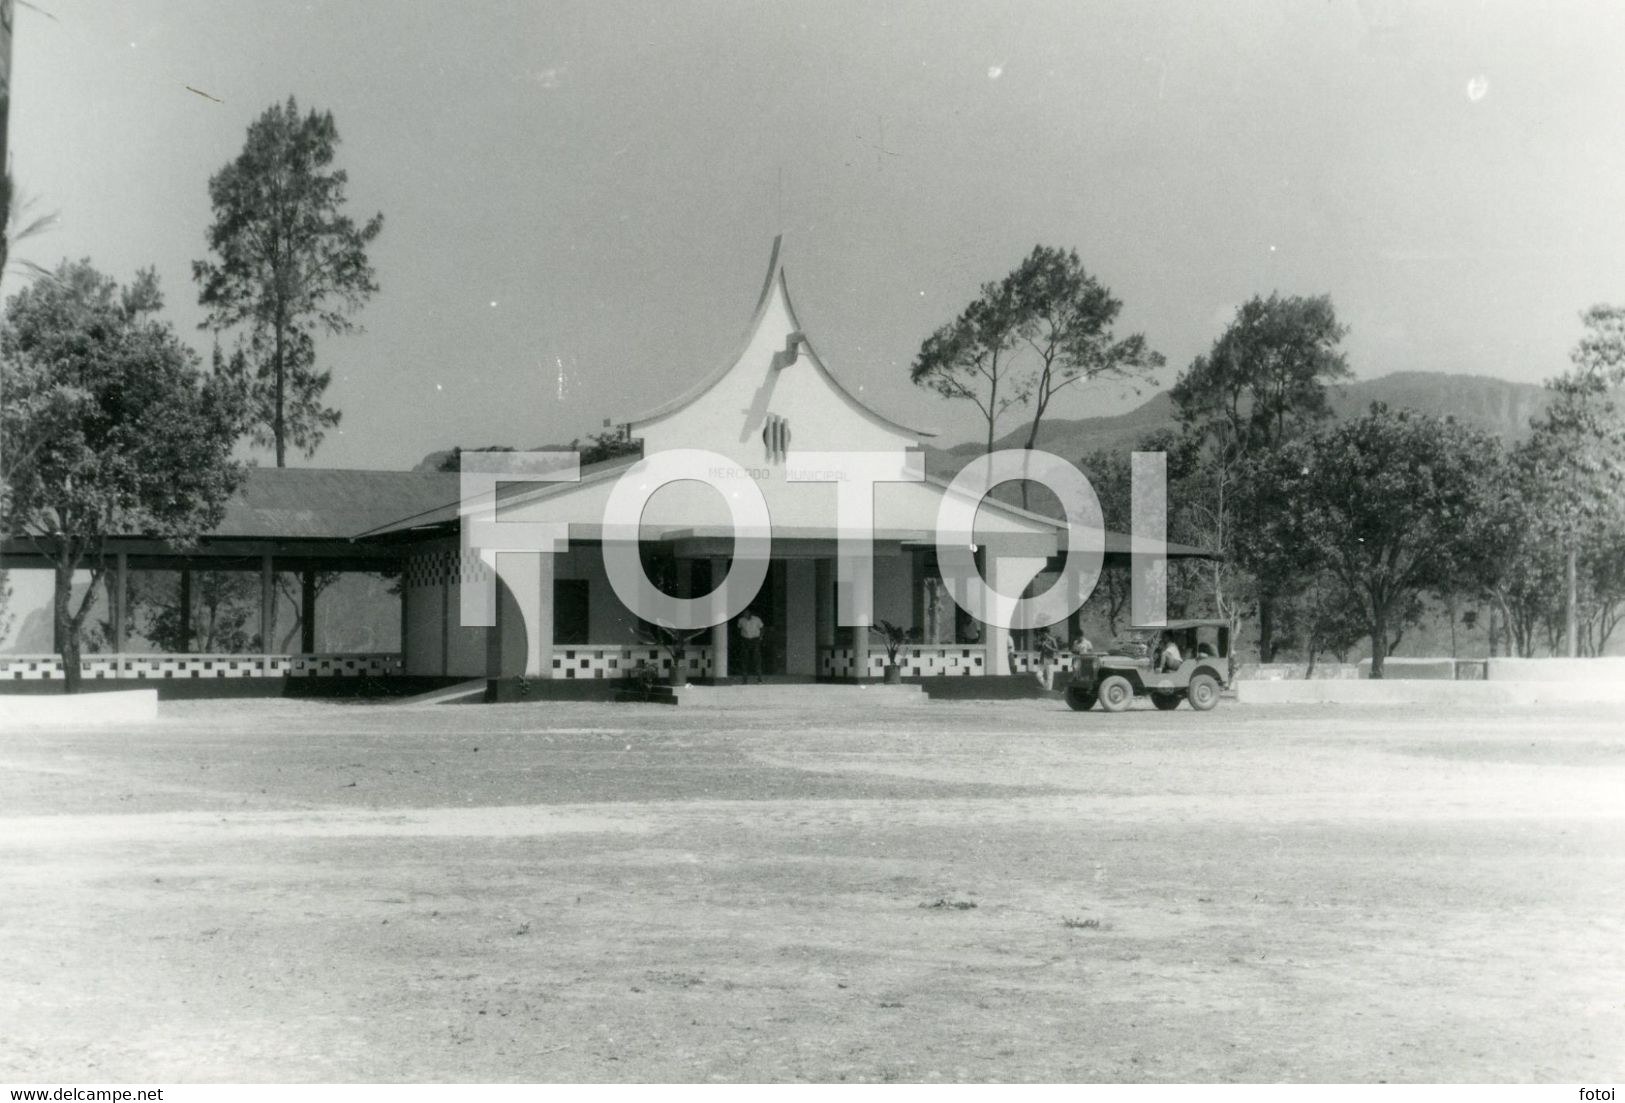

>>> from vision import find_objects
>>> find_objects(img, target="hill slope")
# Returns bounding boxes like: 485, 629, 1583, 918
925, 371, 1551, 474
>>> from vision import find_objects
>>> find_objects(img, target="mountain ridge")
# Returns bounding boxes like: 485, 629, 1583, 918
925, 371, 1552, 473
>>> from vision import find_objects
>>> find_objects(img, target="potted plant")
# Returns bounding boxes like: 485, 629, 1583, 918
870, 620, 915, 684
637, 622, 708, 687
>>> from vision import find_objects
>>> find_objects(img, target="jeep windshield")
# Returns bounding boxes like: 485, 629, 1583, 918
1109, 630, 1159, 659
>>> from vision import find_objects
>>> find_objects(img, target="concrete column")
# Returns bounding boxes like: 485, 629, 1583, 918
439, 551, 451, 676
179, 565, 194, 652
984, 560, 1008, 677
850, 621, 871, 680
910, 548, 927, 642
814, 558, 834, 649
112, 553, 128, 657
785, 558, 816, 675
300, 569, 317, 653
533, 552, 555, 678
983, 550, 1049, 677
398, 564, 410, 658
487, 551, 548, 677
486, 571, 505, 678
258, 554, 274, 656
814, 557, 834, 678
710, 558, 729, 679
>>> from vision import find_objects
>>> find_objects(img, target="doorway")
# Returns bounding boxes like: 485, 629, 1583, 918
727, 559, 788, 677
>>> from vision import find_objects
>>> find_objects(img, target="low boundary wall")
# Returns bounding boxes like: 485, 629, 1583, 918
0, 675, 465, 700
1484, 657, 1625, 682
0, 689, 158, 728
1237, 678, 1625, 705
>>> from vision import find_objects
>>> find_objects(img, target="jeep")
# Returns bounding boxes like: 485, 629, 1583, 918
1065, 619, 1231, 712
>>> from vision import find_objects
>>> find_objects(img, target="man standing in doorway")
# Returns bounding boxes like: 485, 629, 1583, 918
737, 606, 766, 684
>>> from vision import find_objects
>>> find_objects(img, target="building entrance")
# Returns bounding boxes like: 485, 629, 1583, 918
728, 559, 788, 677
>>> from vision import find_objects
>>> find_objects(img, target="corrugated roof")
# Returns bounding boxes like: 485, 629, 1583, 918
210, 467, 463, 540
354, 455, 640, 539
350, 455, 1216, 558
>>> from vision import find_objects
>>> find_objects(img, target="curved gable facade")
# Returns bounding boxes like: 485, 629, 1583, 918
627, 237, 932, 460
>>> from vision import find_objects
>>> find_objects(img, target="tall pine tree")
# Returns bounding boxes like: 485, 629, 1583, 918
194, 97, 383, 466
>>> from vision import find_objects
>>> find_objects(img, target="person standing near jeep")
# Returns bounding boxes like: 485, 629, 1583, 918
737, 607, 766, 683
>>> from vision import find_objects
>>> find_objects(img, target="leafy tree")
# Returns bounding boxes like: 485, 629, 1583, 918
1171, 293, 1352, 659
571, 428, 642, 466
1479, 447, 1560, 658
1265, 405, 1502, 677
1074, 448, 1134, 638
194, 96, 383, 466
1005, 247, 1162, 506
914, 247, 1163, 508
911, 278, 1023, 456
1520, 305, 1625, 655
140, 570, 261, 654
1579, 537, 1625, 654
0, 568, 12, 647
434, 444, 517, 473
429, 430, 639, 473
1298, 571, 1368, 674
1, 259, 245, 692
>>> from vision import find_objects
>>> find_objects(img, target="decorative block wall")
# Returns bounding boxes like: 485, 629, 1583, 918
0, 653, 403, 681
550, 645, 714, 680
818, 646, 1075, 678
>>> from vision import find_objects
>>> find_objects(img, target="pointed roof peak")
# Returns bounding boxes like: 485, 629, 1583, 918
621, 238, 936, 439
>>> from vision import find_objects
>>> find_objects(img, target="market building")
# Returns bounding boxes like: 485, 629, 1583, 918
0, 240, 1211, 696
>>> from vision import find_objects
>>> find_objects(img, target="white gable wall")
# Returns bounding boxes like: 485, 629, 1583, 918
635, 272, 919, 461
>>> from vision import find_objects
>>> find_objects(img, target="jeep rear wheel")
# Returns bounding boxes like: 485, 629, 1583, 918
1188, 673, 1220, 711
1065, 685, 1096, 711
1151, 692, 1182, 711
1097, 675, 1134, 713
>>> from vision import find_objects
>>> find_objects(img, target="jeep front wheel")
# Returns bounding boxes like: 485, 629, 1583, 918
1187, 673, 1220, 711
1065, 685, 1096, 711
1097, 675, 1134, 713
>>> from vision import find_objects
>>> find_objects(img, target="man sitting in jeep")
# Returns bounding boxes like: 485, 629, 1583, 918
1157, 631, 1183, 673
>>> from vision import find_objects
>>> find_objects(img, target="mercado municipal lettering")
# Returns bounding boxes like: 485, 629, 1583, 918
0, 240, 1213, 696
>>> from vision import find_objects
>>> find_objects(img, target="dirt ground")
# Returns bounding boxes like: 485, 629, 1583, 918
0, 693, 1621, 1083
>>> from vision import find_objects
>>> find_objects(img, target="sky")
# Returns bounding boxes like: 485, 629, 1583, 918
8, 0, 1625, 471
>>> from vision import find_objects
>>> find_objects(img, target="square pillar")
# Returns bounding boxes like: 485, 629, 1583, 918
984, 551, 1049, 677
981, 565, 1007, 679
486, 567, 505, 678
399, 567, 410, 657
300, 568, 317, 653
439, 552, 451, 675
112, 553, 128, 656
259, 554, 274, 656
842, 572, 872, 680
178, 565, 194, 652
910, 549, 927, 642
486, 550, 551, 678
814, 558, 834, 650
533, 552, 555, 678
850, 622, 871, 680
785, 559, 816, 675
710, 558, 729, 679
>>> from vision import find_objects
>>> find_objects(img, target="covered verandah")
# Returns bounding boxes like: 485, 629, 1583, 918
0, 468, 458, 691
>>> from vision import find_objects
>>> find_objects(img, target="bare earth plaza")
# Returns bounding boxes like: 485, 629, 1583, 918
4, 1, 1625, 1093
2, 695, 1622, 1083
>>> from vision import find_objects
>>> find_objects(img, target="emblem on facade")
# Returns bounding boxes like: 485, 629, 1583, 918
761, 413, 791, 463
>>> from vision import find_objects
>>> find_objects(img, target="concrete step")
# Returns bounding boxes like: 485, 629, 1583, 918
671, 683, 928, 709
392, 679, 488, 706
